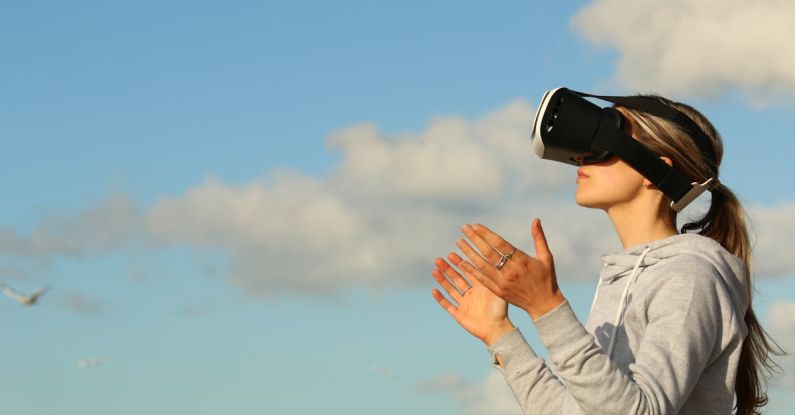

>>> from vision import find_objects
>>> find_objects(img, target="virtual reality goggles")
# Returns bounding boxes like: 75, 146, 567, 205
531, 87, 718, 212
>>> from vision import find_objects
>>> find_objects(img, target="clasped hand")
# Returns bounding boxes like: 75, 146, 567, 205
431, 219, 565, 345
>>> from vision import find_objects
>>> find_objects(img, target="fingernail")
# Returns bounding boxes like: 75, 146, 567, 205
462, 224, 472, 232
456, 239, 464, 248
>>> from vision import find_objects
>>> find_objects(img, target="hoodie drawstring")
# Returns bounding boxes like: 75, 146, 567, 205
603, 246, 652, 358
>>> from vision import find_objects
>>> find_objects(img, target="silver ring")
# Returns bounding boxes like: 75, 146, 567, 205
461, 287, 471, 296
495, 249, 516, 270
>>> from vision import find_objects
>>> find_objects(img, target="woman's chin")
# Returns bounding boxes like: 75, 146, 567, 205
575, 191, 605, 209
574, 190, 591, 207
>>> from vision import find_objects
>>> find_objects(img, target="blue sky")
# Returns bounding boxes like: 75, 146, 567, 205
2, 1, 795, 414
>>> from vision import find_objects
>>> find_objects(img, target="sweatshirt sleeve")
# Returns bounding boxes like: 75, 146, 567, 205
533, 271, 724, 414
487, 327, 567, 414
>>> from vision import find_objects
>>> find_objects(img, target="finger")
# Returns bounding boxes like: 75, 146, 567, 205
469, 223, 517, 257
455, 238, 495, 275
531, 218, 553, 263
432, 288, 459, 318
457, 259, 503, 297
435, 257, 471, 293
461, 224, 504, 265
432, 267, 465, 301
448, 252, 484, 289
449, 252, 501, 294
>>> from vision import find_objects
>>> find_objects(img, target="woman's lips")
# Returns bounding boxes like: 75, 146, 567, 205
577, 169, 589, 183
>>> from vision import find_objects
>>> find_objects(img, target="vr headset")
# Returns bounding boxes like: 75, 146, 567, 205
531, 87, 718, 212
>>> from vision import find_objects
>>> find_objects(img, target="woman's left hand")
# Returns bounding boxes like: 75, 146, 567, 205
455, 218, 565, 320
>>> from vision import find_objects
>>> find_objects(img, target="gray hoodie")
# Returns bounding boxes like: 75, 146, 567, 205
487, 233, 749, 414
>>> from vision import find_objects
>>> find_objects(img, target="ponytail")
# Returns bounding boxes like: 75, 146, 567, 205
680, 183, 786, 415
680, 182, 746, 263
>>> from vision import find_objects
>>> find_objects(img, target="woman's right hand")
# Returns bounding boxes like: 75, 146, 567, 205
432, 252, 515, 347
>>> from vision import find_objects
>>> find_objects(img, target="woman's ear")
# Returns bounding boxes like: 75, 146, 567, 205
643, 156, 674, 188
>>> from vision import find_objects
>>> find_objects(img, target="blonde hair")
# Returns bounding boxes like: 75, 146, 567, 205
620, 97, 785, 415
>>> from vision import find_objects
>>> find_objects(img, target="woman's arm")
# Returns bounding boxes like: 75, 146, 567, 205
488, 327, 568, 415
532, 269, 725, 414
457, 221, 728, 414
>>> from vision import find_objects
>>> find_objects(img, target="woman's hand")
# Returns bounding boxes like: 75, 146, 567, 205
432, 253, 515, 347
455, 219, 565, 320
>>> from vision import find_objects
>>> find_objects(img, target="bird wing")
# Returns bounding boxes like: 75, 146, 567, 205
1, 285, 27, 302
30, 285, 51, 299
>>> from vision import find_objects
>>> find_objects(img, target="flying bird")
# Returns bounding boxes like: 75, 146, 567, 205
0, 283, 51, 305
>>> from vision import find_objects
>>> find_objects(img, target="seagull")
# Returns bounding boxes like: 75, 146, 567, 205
0, 283, 51, 305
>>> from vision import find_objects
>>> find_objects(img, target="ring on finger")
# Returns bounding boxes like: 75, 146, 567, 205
495, 248, 517, 270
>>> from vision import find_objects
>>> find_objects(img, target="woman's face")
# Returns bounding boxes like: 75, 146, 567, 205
574, 155, 645, 210
574, 107, 646, 210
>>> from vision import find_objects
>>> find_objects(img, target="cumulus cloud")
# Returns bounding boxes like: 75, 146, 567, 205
369, 364, 399, 382
143, 99, 619, 297
76, 356, 110, 369
0, 195, 143, 260
767, 301, 795, 387
1, 99, 794, 298
417, 371, 519, 415
748, 202, 795, 278
572, 0, 795, 102
1, 99, 609, 298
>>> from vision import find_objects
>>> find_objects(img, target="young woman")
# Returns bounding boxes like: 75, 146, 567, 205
431, 96, 782, 414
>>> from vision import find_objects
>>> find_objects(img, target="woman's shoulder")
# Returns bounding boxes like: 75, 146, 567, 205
647, 233, 744, 281
642, 238, 748, 311
647, 255, 721, 292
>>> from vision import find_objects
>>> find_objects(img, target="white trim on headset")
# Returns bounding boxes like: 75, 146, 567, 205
530, 87, 562, 160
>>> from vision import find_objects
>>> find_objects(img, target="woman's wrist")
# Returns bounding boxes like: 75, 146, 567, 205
525, 292, 566, 321
482, 320, 516, 347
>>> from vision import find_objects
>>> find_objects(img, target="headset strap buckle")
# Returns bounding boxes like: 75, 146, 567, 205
670, 177, 716, 212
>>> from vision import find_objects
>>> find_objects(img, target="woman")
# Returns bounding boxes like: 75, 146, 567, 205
431, 95, 782, 414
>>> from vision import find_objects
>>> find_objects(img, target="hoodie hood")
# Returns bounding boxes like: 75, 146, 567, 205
599, 233, 749, 314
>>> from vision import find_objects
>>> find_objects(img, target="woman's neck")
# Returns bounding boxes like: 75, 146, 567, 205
606, 198, 678, 249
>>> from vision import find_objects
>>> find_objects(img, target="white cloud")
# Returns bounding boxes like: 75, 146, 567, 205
142, 99, 616, 298
1, 100, 794, 298
417, 371, 519, 415
146, 173, 394, 297
0, 195, 143, 259
748, 202, 795, 278
76, 356, 110, 369
416, 373, 467, 392
3, 99, 603, 299
369, 364, 399, 382
767, 301, 795, 387
572, 0, 795, 102
327, 99, 573, 202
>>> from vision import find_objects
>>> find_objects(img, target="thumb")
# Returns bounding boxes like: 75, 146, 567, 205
531, 218, 553, 262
